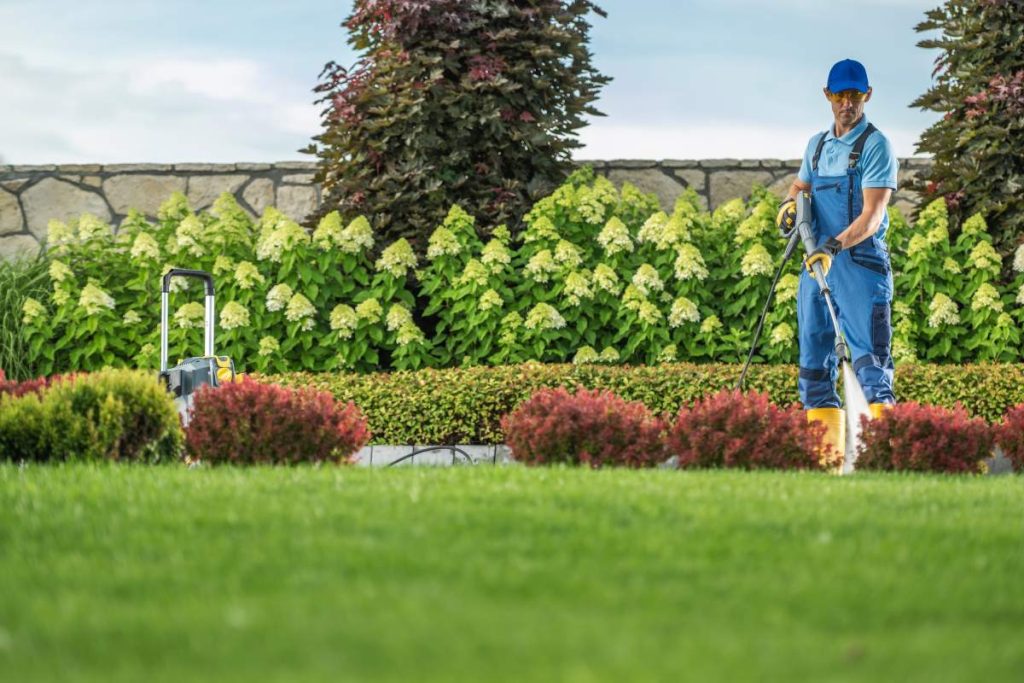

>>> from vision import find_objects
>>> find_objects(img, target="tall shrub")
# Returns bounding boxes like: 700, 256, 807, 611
912, 0, 1024, 255
305, 0, 611, 249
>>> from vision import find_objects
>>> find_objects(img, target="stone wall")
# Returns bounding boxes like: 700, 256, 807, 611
0, 158, 930, 259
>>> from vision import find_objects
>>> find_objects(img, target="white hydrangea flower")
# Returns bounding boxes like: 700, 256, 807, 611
78, 283, 116, 316
770, 322, 795, 346
375, 239, 418, 278
21, 297, 45, 325
553, 240, 583, 269
740, 244, 774, 277
427, 227, 462, 260
637, 211, 668, 245
927, 293, 960, 327
212, 255, 235, 275
597, 216, 634, 256
563, 271, 593, 306
77, 214, 110, 242
161, 264, 190, 293
525, 249, 559, 283
285, 294, 316, 327
621, 284, 646, 312
971, 283, 1003, 312
174, 301, 205, 329
256, 220, 309, 262
339, 216, 375, 254
657, 344, 678, 363
130, 232, 161, 261
996, 312, 1015, 328
631, 264, 664, 296
234, 261, 265, 290
892, 337, 917, 364
943, 257, 962, 274
599, 346, 620, 363
396, 321, 425, 346
968, 242, 1001, 272
258, 336, 279, 356
220, 302, 250, 330
312, 212, 344, 251
638, 300, 662, 325
491, 225, 511, 243
458, 259, 489, 287
122, 310, 142, 326
960, 213, 987, 235
673, 243, 708, 282
893, 301, 913, 318
668, 296, 700, 327
266, 284, 293, 312
656, 214, 691, 250
1013, 244, 1024, 274
174, 215, 206, 257
592, 263, 621, 294
48, 260, 73, 284
478, 288, 503, 312
1017, 283, 1024, 306
700, 315, 722, 335
736, 200, 775, 243
572, 346, 600, 364
355, 298, 383, 323
52, 288, 71, 306
46, 219, 74, 249
524, 303, 566, 331
523, 215, 559, 244
329, 304, 358, 340
498, 312, 523, 346
907, 234, 930, 258
385, 303, 414, 332
775, 273, 800, 304
712, 198, 746, 228
481, 239, 512, 272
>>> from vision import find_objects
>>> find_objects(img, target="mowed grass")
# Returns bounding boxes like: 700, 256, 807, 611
0, 465, 1022, 683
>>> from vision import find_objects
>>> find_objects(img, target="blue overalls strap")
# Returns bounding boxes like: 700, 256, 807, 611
846, 123, 877, 224
811, 133, 827, 172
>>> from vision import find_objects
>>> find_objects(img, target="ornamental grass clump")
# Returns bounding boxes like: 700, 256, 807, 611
993, 403, 1024, 473
856, 401, 993, 474
185, 378, 370, 466
666, 389, 830, 470
500, 386, 667, 468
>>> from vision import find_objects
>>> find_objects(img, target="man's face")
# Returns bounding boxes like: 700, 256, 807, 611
824, 87, 871, 129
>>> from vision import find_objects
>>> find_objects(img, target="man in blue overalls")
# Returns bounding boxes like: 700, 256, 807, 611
776, 59, 899, 458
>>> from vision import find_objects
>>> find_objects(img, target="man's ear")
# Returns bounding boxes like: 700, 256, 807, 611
823, 87, 831, 101
864, 87, 873, 103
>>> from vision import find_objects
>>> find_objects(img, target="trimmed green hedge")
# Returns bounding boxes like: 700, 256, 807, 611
270, 362, 1024, 444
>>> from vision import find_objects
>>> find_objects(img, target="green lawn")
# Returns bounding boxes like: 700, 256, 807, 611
0, 464, 1022, 682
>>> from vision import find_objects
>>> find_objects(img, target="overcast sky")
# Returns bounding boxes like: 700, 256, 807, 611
0, 0, 941, 164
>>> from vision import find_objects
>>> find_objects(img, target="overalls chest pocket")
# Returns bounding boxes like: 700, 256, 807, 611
849, 238, 889, 275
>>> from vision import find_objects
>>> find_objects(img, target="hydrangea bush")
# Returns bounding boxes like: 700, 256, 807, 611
18, 170, 1024, 375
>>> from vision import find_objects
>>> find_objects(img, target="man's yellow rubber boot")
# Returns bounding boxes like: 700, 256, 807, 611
807, 407, 845, 469
869, 403, 892, 420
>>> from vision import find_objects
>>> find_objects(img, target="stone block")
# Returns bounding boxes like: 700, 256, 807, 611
187, 174, 248, 211
709, 170, 775, 209
739, 159, 763, 169
242, 178, 274, 217
56, 164, 102, 173
104, 164, 171, 172
1, 180, 28, 192
21, 177, 111, 241
607, 159, 657, 169
607, 168, 685, 213
274, 161, 317, 170
701, 159, 740, 169
661, 159, 700, 169
236, 163, 273, 171
174, 163, 233, 172
0, 234, 40, 260
0, 189, 24, 235
11, 165, 56, 172
768, 172, 798, 198
574, 159, 607, 169
82, 176, 102, 188
276, 185, 318, 222
282, 173, 315, 184
104, 175, 187, 215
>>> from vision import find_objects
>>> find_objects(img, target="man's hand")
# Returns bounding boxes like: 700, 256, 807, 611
805, 236, 843, 278
776, 197, 797, 236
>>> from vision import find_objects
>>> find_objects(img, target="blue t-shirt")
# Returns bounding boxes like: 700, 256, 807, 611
798, 116, 898, 189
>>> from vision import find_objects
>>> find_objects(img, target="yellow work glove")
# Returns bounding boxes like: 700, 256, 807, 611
804, 236, 843, 279
776, 197, 797, 235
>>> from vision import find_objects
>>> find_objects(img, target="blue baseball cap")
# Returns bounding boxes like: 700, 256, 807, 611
827, 59, 869, 93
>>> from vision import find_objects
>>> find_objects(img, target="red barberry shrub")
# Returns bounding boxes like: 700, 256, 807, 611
993, 403, 1024, 472
185, 378, 371, 465
856, 401, 993, 473
666, 389, 829, 470
499, 386, 667, 467
0, 370, 77, 399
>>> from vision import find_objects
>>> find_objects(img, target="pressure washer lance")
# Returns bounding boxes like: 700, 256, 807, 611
158, 268, 237, 427
793, 192, 870, 473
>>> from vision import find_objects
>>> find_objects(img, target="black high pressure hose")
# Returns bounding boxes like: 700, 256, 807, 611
735, 229, 802, 391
